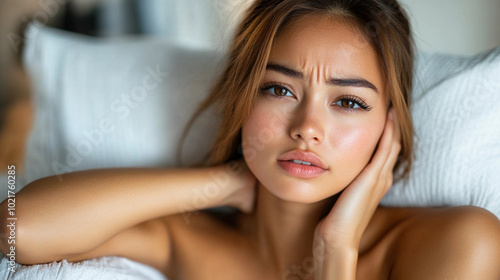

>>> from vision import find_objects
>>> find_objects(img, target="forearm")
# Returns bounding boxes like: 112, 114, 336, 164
2, 163, 242, 259
315, 245, 358, 280
324, 247, 357, 280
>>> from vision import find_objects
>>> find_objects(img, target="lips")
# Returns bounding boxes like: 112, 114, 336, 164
277, 150, 329, 179
277, 150, 328, 170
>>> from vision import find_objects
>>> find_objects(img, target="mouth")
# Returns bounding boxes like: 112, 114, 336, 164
277, 160, 327, 179
277, 150, 328, 179
277, 150, 328, 170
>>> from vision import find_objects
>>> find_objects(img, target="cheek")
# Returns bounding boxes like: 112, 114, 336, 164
331, 120, 384, 173
241, 102, 285, 165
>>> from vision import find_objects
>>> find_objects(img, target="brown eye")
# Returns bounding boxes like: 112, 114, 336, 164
341, 99, 356, 108
275, 86, 288, 96
261, 84, 292, 97
333, 96, 372, 111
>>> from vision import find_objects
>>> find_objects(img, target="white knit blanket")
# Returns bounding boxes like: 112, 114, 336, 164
0, 256, 167, 280
381, 48, 500, 218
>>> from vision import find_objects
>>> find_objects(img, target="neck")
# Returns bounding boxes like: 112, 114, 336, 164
249, 182, 337, 277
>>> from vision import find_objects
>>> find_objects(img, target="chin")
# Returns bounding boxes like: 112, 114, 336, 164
259, 175, 343, 204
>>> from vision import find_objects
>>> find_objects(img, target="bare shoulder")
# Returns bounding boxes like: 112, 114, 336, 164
163, 208, 247, 253
162, 209, 255, 279
391, 206, 500, 280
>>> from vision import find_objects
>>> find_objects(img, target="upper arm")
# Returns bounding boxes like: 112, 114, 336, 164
392, 206, 500, 280
64, 217, 172, 275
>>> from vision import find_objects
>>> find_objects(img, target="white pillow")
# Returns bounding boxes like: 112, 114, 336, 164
381, 48, 500, 218
22, 23, 224, 186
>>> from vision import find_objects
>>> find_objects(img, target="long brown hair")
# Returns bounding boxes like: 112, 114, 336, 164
182, 0, 414, 178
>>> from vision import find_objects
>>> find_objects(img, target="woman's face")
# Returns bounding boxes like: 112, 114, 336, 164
242, 15, 389, 203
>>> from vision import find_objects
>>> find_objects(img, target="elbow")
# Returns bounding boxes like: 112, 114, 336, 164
0, 221, 57, 265
0, 200, 19, 263
0, 200, 25, 264
0, 197, 60, 265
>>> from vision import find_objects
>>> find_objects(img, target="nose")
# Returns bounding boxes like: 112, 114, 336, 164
289, 101, 325, 144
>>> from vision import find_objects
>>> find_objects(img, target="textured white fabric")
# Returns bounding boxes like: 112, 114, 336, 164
23, 23, 223, 186
0, 256, 167, 280
381, 48, 500, 218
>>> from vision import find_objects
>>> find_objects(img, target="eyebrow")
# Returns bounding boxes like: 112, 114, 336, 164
266, 63, 379, 93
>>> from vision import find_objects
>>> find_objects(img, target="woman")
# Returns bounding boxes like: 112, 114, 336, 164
2, 0, 500, 279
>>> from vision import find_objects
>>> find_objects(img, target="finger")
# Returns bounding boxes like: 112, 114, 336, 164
381, 109, 402, 173
379, 110, 402, 193
329, 110, 396, 207
367, 108, 396, 174
392, 108, 402, 144
339, 109, 395, 192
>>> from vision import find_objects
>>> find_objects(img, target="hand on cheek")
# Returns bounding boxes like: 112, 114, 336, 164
314, 108, 401, 250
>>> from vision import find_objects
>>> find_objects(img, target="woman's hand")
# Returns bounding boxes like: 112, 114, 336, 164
223, 159, 257, 213
313, 108, 402, 279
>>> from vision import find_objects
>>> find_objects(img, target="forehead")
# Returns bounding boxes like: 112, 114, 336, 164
269, 15, 385, 92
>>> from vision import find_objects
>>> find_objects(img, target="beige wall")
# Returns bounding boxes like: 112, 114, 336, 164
217, 0, 500, 55
399, 0, 500, 56
217, 0, 500, 56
